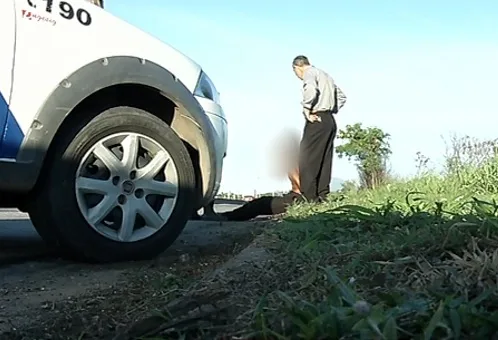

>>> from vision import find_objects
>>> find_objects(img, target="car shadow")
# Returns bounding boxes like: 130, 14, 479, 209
0, 200, 258, 266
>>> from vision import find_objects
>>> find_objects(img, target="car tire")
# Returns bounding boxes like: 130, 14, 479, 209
28, 106, 196, 263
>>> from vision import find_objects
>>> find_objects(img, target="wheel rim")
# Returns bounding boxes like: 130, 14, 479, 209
75, 132, 179, 242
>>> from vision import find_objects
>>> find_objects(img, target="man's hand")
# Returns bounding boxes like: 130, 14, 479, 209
303, 109, 321, 122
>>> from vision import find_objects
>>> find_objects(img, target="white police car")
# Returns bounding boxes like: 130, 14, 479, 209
0, 0, 228, 262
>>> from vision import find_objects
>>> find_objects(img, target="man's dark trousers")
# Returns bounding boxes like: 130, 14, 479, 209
299, 111, 337, 202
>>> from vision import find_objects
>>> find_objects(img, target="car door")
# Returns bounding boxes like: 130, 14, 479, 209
0, 0, 18, 159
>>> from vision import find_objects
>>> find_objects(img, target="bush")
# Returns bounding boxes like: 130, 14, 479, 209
336, 123, 391, 189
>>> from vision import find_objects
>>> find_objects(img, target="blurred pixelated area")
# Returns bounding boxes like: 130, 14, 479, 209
267, 128, 301, 179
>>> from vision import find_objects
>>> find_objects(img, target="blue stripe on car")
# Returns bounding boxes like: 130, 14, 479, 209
0, 91, 24, 159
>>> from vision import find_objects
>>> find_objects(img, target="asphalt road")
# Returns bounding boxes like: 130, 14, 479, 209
0, 200, 268, 335
0, 200, 243, 264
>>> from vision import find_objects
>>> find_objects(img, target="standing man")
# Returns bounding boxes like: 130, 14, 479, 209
292, 55, 347, 202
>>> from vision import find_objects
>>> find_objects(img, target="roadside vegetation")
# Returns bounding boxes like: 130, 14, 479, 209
6, 126, 498, 340
112, 127, 498, 340
247, 129, 498, 339
117, 125, 498, 340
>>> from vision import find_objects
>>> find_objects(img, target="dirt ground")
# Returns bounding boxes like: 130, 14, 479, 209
0, 219, 271, 339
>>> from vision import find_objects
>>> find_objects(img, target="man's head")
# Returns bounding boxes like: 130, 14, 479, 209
292, 55, 311, 80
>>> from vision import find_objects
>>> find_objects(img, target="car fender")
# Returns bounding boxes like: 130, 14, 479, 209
0, 56, 217, 202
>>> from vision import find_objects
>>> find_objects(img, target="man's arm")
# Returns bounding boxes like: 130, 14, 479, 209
335, 85, 347, 110
302, 69, 319, 117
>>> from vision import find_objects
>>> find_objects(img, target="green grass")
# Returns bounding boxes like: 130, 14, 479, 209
126, 137, 498, 340
250, 154, 498, 339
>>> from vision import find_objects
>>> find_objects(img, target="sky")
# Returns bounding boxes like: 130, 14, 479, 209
106, 0, 498, 194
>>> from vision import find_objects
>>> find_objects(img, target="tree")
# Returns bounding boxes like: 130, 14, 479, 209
336, 123, 391, 189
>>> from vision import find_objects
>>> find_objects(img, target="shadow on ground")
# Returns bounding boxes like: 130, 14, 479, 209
7, 194, 498, 339
245, 196, 498, 339
0, 214, 269, 338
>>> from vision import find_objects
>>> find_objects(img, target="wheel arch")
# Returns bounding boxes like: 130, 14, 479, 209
2, 56, 217, 207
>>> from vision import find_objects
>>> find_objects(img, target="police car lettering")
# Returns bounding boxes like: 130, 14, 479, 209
21, 9, 57, 25
27, 0, 92, 26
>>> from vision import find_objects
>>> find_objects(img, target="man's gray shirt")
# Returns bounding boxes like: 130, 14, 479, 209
301, 66, 347, 114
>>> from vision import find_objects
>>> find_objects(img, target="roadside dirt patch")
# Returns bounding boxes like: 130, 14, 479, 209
0, 220, 268, 339
112, 225, 294, 340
